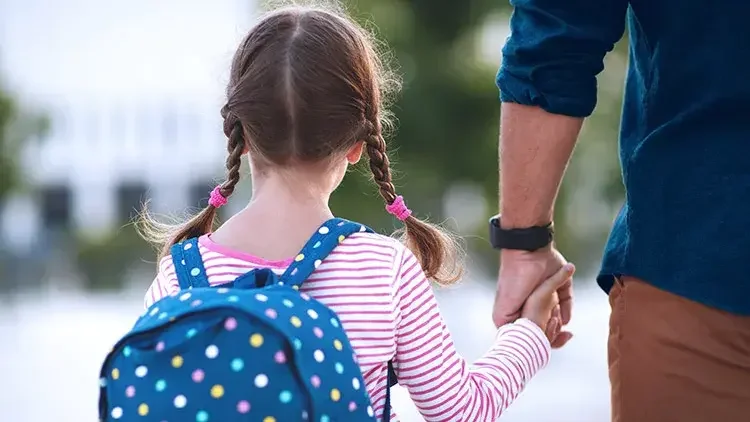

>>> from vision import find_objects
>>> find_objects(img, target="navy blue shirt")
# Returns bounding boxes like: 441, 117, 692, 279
497, 0, 750, 315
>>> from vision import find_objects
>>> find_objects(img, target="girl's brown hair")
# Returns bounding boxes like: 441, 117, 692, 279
138, 3, 463, 285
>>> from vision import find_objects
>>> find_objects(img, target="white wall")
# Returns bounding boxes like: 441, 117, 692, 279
0, 0, 258, 240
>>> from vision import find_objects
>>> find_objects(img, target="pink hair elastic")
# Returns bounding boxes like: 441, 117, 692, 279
208, 186, 228, 208
386, 195, 412, 221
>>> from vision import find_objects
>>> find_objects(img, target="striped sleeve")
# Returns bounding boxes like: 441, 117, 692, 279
393, 248, 551, 422
144, 256, 180, 309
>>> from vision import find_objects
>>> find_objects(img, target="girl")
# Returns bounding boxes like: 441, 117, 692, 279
140, 4, 573, 421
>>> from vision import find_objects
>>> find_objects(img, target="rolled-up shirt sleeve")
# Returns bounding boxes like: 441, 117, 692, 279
497, 0, 628, 117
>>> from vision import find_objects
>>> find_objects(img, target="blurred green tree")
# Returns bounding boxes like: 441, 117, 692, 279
0, 83, 22, 205
0, 79, 48, 206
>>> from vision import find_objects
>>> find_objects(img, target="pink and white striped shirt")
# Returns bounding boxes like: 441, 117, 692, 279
145, 232, 551, 422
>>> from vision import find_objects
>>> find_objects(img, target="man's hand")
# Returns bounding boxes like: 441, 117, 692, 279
493, 246, 574, 348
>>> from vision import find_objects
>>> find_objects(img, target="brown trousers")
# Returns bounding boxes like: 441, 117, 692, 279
608, 276, 750, 422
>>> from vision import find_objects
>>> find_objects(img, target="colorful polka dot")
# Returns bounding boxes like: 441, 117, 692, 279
135, 365, 148, 378
205, 345, 219, 359
302, 411, 309, 420
171, 355, 184, 368
321, 415, 330, 422
318, 226, 330, 234
330, 388, 341, 402
274, 351, 287, 363
250, 334, 264, 347
174, 395, 187, 408
295, 253, 305, 262
158, 311, 168, 319
180, 292, 191, 301
125, 386, 136, 398
99, 378, 107, 387
196, 410, 209, 422
314, 350, 325, 362
293, 338, 303, 350
155, 341, 165, 352
301, 293, 311, 301
122, 346, 132, 357
279, 390, 292, 403
191, 299, 202, 307
313, 241, 321, 248
231, 358, 244, 372
149, 307, 160, 316
255, 294, 268, 302
333, 339, 343, 351
313, 327, 324, 338
335, 362, 344, 374
338, 235, 345, 242
349, 401, 357, 412
307, 309, 319, 319
265, 309, 278, 319
224, 317, 237, 331
155, 379, 167, 391
210, 384, 224, 399
330, 317, 340, 328
314, 259, 322, 268
237, 400, 250, 414
310, 375, 321, 388
111, 368, 120, 380
290, 316, 302, 327
352, 378, 361, 390
184, 243, 192, 250
367, 406, 374, 417
138, 403, 149, 416
255, 374, 269, 388
111, 407, 123, 419
192, 369, 205, 383
263, 417, 276, 422
228, 295, 239, 302
186, 328, 198, 338
190, 268, 200, 277
217, 287, 229, 294
282, 299, 294, 308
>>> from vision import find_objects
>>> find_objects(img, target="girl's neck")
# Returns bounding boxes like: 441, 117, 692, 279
209, 174, 335, 262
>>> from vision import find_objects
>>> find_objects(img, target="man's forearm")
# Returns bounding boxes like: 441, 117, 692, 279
499, 103, 582, 229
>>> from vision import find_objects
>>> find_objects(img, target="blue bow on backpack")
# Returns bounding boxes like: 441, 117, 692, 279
230, 267, 284, 290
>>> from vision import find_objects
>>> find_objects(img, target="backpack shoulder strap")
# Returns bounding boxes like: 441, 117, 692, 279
169, 237, 210, 290
280, 218, 373, 288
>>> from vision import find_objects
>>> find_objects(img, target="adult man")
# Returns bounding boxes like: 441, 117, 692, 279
489, 0, 750, 421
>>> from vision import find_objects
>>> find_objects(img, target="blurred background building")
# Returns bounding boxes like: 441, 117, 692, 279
0, 0, 627, 420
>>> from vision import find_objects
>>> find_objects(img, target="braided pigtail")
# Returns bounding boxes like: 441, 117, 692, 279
137, 105, 246, 261
363, 119, 463, 286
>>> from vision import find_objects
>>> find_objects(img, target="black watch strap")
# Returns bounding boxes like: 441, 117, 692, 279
489, 215, 554, 251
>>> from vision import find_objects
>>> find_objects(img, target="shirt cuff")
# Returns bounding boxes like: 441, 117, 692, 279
496, 318, 552, 373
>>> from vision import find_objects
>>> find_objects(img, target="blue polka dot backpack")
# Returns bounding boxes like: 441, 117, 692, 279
98, 218, 397, 422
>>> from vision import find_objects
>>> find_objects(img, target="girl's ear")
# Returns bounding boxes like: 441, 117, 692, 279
346, 141, 364, 165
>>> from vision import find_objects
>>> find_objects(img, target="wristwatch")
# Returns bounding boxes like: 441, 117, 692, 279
489, 214, 554, 251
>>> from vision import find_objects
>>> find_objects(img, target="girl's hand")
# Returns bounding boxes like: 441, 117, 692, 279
521, 263, 575, 337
